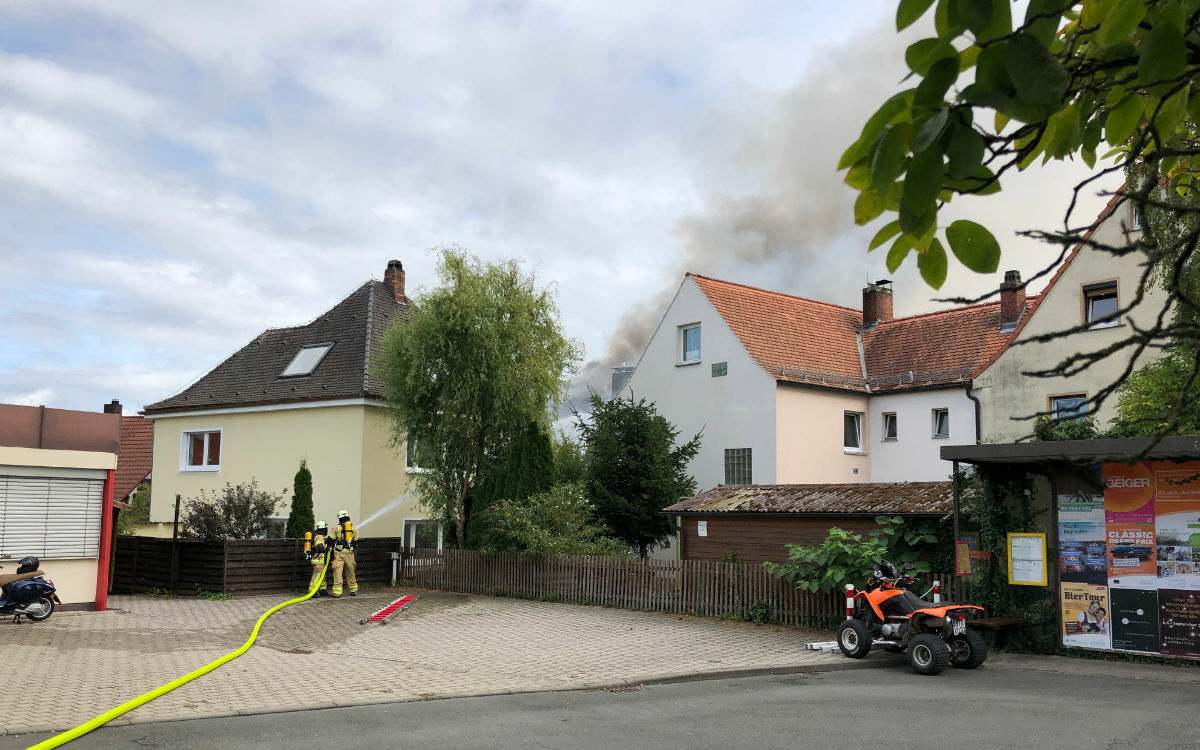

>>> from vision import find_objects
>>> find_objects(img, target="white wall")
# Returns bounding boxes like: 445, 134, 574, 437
868, 388, 975, 482
977, 204, 1167, 442
623, 277, 778, 493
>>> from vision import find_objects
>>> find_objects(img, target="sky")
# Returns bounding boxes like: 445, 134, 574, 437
0, 1, 1116, 416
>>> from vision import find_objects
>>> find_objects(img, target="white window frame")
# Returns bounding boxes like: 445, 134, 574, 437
882, 412, 898, 441
180, 429, 222, 472
405, 437, 429, 474
403, 517, 443, 550
679, 323, 701, 365
1083, 281, 1119, 329
844, 412, 863, 453
931, 409, 949, 439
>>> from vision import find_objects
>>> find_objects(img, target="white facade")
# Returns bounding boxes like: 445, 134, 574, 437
867, 388, 976, 482
623, 277, 777, 493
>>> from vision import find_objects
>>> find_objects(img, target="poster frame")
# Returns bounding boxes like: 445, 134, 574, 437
1008, 532, 1048, 586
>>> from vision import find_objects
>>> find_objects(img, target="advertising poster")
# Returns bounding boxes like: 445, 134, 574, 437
1158, 589, 1200, 658
1109, 588, 1160, 653
1153, 462, 1200, 591
1062, 583, 1111, 649
1058, 473, 1107, 584
1104, 462, 1157, 589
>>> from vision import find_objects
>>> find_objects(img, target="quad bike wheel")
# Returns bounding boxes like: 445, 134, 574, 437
907, 633, 950, 675
837, 618, 872, 658
24, 596, 54, 622
948, 629, 987, 669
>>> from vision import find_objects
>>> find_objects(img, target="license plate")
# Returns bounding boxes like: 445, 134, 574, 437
952, 619, 966, 635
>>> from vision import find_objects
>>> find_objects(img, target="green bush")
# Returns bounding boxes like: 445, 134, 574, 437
474, 482, 626, 557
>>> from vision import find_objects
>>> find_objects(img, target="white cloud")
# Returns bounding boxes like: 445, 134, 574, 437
7, 387, 53, 407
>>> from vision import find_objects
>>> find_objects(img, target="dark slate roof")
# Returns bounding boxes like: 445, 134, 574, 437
662, 482, 952, 515
144, 281, 407, 415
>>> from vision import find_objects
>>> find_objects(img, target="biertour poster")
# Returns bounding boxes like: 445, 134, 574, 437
1056, 462, 1200, 658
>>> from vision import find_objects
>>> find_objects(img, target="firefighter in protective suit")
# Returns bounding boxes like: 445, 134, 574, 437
308, 520, 333, 597
331, 509, 358, 597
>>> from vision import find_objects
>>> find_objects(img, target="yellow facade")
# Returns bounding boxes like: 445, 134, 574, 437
148, 402, 425, 538
775, 384, 871, 483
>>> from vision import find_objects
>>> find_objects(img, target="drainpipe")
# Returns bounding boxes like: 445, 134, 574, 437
94, 469, 115, 612
965, 378, 982, 444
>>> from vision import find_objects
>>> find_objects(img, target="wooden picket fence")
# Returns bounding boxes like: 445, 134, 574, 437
402, 547, 960, 627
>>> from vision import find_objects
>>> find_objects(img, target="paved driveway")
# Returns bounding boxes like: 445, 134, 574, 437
1, 590, 844, 735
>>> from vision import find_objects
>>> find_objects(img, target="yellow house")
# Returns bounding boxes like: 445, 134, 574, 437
142, 261, 438, 545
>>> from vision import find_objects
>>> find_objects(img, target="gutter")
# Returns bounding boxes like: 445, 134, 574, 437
856, 332, 871, 393
965, 378, 982, 444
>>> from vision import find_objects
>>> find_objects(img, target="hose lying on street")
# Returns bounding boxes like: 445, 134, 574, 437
27, 555, 333, 750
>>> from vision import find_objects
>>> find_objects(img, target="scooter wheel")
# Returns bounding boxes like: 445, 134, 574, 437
908, 634, 950, 675
837, 618, 872, 658
24, 596, 54, 622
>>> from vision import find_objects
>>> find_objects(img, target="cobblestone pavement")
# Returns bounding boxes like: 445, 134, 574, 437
0, 590, 849, 735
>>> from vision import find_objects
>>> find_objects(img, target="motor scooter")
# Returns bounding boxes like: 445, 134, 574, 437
0, 556, 60, 623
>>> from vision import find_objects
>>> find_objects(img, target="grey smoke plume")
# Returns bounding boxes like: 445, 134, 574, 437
568, 20, 912, 409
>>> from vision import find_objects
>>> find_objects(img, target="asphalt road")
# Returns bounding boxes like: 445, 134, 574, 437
8, 657, 1198, 750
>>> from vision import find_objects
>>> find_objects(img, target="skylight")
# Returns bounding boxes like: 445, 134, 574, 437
280, 343, 333, 378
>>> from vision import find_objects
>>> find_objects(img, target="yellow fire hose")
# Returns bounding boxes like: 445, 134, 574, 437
27, 554, 332, 750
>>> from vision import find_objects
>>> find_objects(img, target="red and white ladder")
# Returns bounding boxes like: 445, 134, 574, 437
359, 594, 421, 625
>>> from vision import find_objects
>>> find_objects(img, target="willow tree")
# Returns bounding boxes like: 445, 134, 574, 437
377, 248, 581, 547
842, 0, 1200, 428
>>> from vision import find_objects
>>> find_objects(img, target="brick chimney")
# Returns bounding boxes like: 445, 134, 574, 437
1000, 270, 1026, 326
862, 280, 894, 328
102, 399, 122, 415
383, 260, 406, 304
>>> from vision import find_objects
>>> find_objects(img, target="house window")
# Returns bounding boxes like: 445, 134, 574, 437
0, 475, 103, 559
1131, 204, 1143, 231
405, 437, 431, 472
882, 413, 898, 441
932, 409, 949, 439
1084, 282, 1119, 329
680, 324, 701, 363
1051, 394, 1088, 421
711, 362, 728, 377
844, 412, 863, 452
404, 519, 442, 550
724, 448, 752, 485
280, 342, 334, 378
181, 430, 221, 471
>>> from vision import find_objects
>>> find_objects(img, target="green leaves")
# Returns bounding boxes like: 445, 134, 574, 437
946, 123, 985, 179
869, 220, 901, 251
906, 38, 957, 76
946, 220, 1001, 273
1138, 18, 1187, 85
870, 126, 910, 193
918, 237, 948, 288
914, 57, 960, 108
1097, 0, 1146, 47
900, 145, 944, 233
1105, 93, 1143, 145
897, 0, 937, 30
1007, 33, 1068, 110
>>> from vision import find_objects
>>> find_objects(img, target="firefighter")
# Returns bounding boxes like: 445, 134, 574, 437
308, 520, 332, 597
331, 509, 358, 597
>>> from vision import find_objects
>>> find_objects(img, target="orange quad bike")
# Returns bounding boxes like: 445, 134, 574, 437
837, 560, 986, 675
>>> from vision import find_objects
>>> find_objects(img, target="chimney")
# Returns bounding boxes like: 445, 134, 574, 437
102, 399, 122, 415
383, 259, 406, 304
1000, 270, 1026, 326
862, 279, 894, 328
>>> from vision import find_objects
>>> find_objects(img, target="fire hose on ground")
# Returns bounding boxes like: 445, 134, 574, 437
26, 553, 333, 750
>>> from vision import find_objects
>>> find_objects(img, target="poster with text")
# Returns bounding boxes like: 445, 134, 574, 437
1158, 589, 1200, 658
1105, 462, 1157, 589
1109, 588, 1160, 653
1153, 461, 1200, 590
1062, 583, 1111, 649
1058, 472, 1107, 584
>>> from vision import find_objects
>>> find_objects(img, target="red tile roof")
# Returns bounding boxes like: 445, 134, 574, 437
689, 273, 1040, 392
115, 416, 152, 504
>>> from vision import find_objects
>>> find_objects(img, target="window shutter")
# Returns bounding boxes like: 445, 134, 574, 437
0, 476, 103, 559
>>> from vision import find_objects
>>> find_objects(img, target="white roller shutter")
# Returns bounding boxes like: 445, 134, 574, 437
0, 475, 103, 559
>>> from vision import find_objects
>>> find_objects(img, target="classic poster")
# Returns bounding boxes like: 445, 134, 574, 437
1062, 582, 1111, 649
1153, 462, 1200, 590
1109, 588, 1160, 653
1158, 589, 1200, 658
1105, 462, 1157, 589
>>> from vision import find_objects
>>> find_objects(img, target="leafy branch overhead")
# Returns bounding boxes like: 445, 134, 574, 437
841, 0, 1200, 288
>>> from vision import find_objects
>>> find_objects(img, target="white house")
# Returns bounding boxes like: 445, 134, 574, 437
623, 272, 1035, 491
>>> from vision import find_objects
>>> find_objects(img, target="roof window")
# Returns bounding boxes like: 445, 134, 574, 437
280, 343, 333, 378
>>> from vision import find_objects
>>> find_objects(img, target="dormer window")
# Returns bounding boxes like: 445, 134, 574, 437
280, 342, 333, 378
